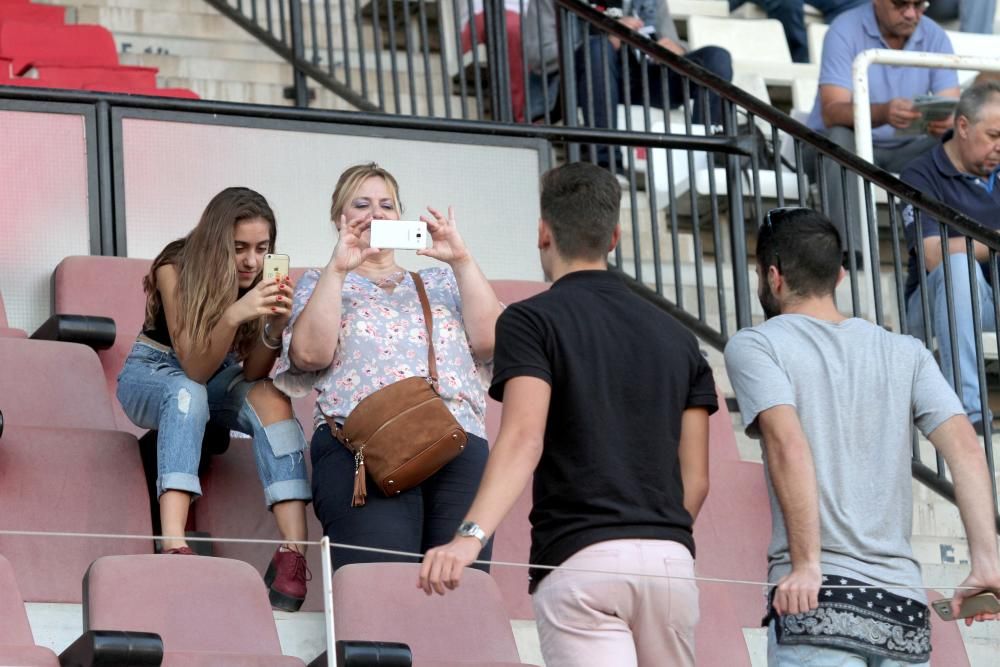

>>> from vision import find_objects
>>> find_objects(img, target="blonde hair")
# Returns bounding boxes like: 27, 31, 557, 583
143, 187, 277, 360
329, 162, 403, 222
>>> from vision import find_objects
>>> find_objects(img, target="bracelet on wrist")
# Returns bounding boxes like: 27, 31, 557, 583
261, 323, 282, 349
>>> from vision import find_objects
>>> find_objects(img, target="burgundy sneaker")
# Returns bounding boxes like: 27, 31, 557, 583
264, 547, 310, 612
163, 546, 196, 555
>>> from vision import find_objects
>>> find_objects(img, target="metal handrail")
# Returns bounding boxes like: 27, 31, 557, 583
557, 0, 1000, 249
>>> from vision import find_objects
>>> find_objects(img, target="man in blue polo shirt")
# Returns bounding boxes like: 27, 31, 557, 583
902, 80, 1000, 432
807, 0, 959, 249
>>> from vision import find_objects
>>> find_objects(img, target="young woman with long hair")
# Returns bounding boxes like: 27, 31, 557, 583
116, 187, 311, 612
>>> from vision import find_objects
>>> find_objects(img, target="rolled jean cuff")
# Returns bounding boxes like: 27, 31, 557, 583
265, 478, 312, 509
158, 472, 202, 500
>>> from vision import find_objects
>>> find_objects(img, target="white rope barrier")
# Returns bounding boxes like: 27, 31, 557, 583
0, 528, 981, 592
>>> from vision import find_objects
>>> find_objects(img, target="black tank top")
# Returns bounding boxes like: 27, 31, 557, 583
142, 287, 250, 349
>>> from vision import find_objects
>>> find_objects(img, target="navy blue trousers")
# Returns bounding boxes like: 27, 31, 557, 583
310, 424, 492, 572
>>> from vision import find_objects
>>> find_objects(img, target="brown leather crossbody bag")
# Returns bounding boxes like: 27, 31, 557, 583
324, 272, 468, 507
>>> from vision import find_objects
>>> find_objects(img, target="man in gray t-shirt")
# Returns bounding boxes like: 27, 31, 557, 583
724, 207, 1000, 664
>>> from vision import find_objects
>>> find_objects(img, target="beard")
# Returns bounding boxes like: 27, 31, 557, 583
758, 280, 782, 320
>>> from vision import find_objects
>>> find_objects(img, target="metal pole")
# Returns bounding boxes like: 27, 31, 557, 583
321, 535, 337, 667
289, 0, 310, 106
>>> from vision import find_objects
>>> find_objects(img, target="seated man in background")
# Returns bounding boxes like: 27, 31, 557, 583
902, 80, 1000, 431
460, 0, 527, 122
925, 0, 996, 35
806, 0, 958, 249
730, 0, 868, 63
523, 0, 732, 169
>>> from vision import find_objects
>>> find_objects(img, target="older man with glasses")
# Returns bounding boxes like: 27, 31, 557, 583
804, 0, 960, 255
901, 80, 1000, 433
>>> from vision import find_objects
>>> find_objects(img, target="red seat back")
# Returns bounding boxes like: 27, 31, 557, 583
0, 4, 64, 25
0, 337, 116, 429
36, 64, 157, 89
0, 22, 119, 74
0, 555, 59, 666
333, 563, 530, 666
0, 425, 152, 603
484, 280, 548, 621
85, 554, 303, 665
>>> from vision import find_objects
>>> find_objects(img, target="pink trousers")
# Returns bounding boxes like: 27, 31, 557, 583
532, 539, 699, 667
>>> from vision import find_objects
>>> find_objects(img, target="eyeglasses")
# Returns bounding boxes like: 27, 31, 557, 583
889, 0, 929, 12
763, 207, 810, 272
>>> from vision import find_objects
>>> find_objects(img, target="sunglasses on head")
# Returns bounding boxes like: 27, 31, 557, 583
889, 0, 928, 12
763, 207, 811, 272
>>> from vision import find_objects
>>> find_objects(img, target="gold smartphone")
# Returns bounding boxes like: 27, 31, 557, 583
263, 253, 289, 282
931, 592, 1000, 621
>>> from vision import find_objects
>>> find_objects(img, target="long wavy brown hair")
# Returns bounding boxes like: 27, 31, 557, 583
329, 162, 403, 222
142, 187, 277, 360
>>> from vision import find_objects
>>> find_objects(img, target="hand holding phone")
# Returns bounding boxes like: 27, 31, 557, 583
931, 591, 1000, 621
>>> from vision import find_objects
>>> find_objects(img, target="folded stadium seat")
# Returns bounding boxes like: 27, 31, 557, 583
53, 256, 156, 435
0, 336, 153, 602
333, 562, 536, 667
0, 554, 60, 667
84, 554, 306, 666
0, 424, 152, 603
35, 64, 158, 89
0, 3, 64, 25
480, 281, 547, 622
0, 21, 123, 75
81, 82, 200, 99
0, 337, 118, 429
0, 288, 27, 337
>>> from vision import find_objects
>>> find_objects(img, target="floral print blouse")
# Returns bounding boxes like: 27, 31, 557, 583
274, 267, 489, 438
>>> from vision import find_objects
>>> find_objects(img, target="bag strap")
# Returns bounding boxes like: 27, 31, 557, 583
409, 272, 437, 381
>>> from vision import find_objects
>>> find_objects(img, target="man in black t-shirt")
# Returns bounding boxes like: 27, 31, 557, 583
418, 162, 717, 667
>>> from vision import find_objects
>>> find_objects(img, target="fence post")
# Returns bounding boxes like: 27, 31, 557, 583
724, 99, 751, 330
289, 0, 310, 107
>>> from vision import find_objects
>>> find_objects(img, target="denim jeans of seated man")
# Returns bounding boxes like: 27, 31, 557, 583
767, 622, 929, 667
574, 36, 732, 170
906, 253, 997, 425
729, 0, 869, 63
116, 342, 311, 507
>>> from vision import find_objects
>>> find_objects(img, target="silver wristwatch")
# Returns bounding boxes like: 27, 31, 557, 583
455, 520, 487, 547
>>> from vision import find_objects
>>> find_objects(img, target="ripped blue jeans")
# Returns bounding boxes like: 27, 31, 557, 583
116, 339, 311, 508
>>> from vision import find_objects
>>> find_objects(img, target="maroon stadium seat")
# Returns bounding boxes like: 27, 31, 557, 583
0, 337, 116, 429
35, 64, 158, 89
0, 554, 59, 666
81, 82, 200, 98
0, 3, 64, 26
0, 424, 153, 602
0, 22, 122, 75
333, 562, 534, 667
85, 554, 305, 666
0, 289, 27, 338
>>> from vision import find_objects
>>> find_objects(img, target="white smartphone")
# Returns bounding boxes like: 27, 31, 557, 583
369, 220, 429, 250
263, 253, 289, 281
931, 592, 1000, 621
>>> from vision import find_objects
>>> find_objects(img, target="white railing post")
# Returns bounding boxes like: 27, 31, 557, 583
321, 535, 338, 667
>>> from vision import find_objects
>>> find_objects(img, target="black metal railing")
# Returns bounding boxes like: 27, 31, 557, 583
546, 2, 1000, 523
7, 0, 1000, 522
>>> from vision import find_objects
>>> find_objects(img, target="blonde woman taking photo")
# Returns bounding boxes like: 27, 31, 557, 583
274, 163, 502, 569
116, 187, 311, 612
